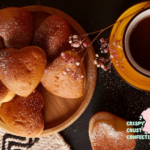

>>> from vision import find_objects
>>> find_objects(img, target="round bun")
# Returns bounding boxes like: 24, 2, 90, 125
0, 80, 15, 106
0, 46, 47, 97
33, 15, 71, 61
41, 50, 85, 98
0, 7, 33, 49
89, 111, 136, 150
0, 90, 44, 137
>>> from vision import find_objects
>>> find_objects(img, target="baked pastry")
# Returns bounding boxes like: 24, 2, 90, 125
33, 15, 71, 61
0, 80, 15, 106
41, 50, 85, 98
0, 46, 47, 97
0, 7, 33, 49
0, 90, 44, 137
89, 111, 136, 150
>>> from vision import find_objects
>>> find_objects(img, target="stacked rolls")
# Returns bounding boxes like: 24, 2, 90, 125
0, 7, 86, 137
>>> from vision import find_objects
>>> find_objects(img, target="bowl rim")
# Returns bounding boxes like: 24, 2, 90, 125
123, 7, 150, 78
0, 5, 97, 137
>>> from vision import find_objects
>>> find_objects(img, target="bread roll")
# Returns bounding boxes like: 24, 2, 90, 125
0, 7, 33, 49
0, 46, 47, 97
0, 80, 15, 106
89, 112, 136, 150
33, 15, 71, 61
41, 50, 85, 98
0, 90, 44, 137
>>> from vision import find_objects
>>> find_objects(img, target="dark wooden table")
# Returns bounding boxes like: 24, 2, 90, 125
1, 0, 150, 149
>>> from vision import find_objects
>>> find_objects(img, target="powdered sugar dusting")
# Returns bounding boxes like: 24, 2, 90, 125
0, 46, 46, 96
33, 15, 71, 61
0, 90, 44, 137
89, 112, 136, 150
91, 122, 122, 145
0, 7, 33, 49
41, 50, 84, 98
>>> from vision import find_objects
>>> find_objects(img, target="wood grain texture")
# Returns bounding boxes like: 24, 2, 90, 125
0, 5, 97, 137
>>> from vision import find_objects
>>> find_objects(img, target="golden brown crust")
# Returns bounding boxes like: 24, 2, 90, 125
0, 90, 44, 137
0, 80, 9, 101
89, 112, 136, 150
41, 50, 85, 98
33, 15, 71, 61
0, 80, 15, 106
0, 7, 33, 49
0, 46, 47, 97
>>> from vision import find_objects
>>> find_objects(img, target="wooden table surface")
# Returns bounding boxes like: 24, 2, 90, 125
0, 0, 149, 150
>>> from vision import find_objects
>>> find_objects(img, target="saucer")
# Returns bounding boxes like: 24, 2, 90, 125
109, 1, 150, 92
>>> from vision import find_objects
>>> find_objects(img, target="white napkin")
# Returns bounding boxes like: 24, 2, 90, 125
0, 128, 71, 150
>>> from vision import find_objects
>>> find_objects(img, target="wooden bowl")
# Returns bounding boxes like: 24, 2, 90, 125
0, 5, 97, 137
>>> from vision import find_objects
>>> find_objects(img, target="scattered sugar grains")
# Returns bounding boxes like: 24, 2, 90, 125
98, 66, 150, 120
91, 122, 122, 146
